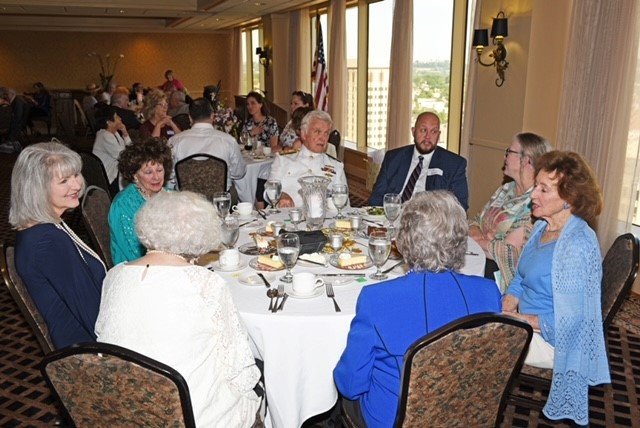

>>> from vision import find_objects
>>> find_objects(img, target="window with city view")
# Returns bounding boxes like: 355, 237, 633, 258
341, 0, 455, 152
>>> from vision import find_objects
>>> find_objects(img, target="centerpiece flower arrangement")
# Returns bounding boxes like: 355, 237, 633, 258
88, 52, 124, 90
213, 102, 241, 141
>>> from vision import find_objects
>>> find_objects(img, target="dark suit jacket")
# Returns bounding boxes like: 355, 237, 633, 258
113, 106, 141, 130
368, 145, 469, 210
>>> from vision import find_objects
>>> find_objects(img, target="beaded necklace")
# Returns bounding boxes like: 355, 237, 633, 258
55, 221, 107, 273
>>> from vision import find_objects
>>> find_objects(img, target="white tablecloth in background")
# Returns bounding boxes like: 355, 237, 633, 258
216, 210, 485, 427
234, 151, 273, 204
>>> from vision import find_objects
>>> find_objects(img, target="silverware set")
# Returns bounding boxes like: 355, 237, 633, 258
258, 273, 287, 312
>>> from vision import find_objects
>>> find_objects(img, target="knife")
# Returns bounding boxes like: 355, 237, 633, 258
277, 293, 289, 311
319, 273, 366, 277
257, 209, 267, 220
363, 218, 385, 227
298, 256, 327, 267
257, 273, 271, 288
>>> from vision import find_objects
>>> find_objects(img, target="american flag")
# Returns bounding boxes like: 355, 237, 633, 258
312, 15, 329, 111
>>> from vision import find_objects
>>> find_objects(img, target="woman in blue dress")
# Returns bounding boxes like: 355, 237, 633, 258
10, 142, 106, 348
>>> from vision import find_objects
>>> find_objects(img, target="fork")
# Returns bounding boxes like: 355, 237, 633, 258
326, 283, 341, 312
273, 283, 284, 313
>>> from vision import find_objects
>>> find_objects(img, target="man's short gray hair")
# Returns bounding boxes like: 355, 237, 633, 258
300, 110, 333, 134
396, 190, 468, 272
9, 141, 84, 229
110, 92, 129, 108
136, 191, 221, 258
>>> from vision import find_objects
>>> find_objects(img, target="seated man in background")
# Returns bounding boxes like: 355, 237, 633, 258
267, 110, 348, 208
110, 92, 141, 131
167, 97, 246, 193
369, 111, 469, 210
0, 87, 29, 153
167, 90, 189, 117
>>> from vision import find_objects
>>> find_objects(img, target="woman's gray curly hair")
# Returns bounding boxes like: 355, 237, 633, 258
396, 191, 468, 272
136, 191, 221, 258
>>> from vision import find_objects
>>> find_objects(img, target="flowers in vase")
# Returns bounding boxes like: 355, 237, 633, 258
88, 52, 124, 90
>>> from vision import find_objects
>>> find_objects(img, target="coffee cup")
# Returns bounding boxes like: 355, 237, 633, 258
263, 146, 272, 156
219, 249, 240, 269
292, 272, 324, 296
232, 202, 253, 217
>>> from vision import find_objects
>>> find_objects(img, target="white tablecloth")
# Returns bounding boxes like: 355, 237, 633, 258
234, 151, 273, 204
217, 211, 485, 427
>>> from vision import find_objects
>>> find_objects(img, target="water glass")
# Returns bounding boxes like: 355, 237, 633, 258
265, 179, 282, 214
368, 231, 391, 280
220, 215, 239, 249
383, 193, 401, 227
332, 184, 349, 219
289, 208, 304, 230
277, 233, 300, 283
213, 191, 231, 218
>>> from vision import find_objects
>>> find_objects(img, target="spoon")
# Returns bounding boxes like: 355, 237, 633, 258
267, 288, 277, 312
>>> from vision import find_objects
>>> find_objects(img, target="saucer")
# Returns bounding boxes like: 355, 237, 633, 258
232, 211, 258, 221
238, 272, 277, 286
285, 283, 324, 299
210, 259, 248, 272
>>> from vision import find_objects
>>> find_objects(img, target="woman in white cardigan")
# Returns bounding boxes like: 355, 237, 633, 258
92, 105, 132, 194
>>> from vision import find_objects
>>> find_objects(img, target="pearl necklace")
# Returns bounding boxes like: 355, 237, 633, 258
146, 249, 192, 263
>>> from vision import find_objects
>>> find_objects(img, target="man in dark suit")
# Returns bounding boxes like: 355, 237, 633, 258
110, 93, 141, 131
368, 112, 469, 210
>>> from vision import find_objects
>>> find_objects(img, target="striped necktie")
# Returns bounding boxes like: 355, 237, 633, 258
401, 156, 424, 203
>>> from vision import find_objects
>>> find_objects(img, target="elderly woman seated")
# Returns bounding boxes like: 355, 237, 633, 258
96, 191, 262, 427
502, 151, 609, 425
334, 190, 502, 428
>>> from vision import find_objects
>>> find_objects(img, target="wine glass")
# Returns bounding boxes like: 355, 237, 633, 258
277, 233, 300, 283
383, 193, 401, 228
332, 184, 349, 219
240, 131, 250, 150
265, 179, 282, 214
289, 208, 304, 231
368, 230, 391, 280
212, 191, 231, 218
220, 215, 240, 249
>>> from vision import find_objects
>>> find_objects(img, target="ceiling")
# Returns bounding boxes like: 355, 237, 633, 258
0, 0, 323, 32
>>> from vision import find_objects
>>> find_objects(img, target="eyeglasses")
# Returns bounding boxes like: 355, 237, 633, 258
504, 148, 521, 157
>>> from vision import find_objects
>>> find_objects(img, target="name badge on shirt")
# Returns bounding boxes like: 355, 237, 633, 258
426, 168, 443, 176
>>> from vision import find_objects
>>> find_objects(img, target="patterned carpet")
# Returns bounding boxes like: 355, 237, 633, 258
0, 148, 639, 427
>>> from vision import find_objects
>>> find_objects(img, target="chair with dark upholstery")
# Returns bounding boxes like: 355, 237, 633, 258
41, 342, 196, 428
81, 186, 114, 269
394, 314, 532, 428
79, 151, 114, 199
0, 243, 55, 354
328, 129, 342, 161
511, 233, 640, 408
175, 153, 228, 200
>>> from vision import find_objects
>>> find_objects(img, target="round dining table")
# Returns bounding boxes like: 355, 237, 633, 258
211, 209, 486, 428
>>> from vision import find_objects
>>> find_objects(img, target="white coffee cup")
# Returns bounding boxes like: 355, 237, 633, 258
292, 272, 324, 295
232, 202, 253, 217
219, 249, 240, 269
263, 146, 272, 156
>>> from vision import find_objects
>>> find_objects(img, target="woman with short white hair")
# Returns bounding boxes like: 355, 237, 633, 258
334, 191, 502, 428
96, 191, 262, 427
10, 142, 106, 348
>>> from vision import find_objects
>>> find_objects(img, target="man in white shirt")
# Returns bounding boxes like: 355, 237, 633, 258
167, 98, 246, 191
268, 110, 348, 207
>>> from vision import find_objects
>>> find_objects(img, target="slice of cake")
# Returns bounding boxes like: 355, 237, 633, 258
257, 254, 284, 269
367, 226, 387, 236
299, 252, 327, 265
338, 253, 368, 268
335, 219, 352, 229
254, 234, 271, 250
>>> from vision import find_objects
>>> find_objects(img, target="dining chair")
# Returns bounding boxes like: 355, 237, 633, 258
81, 185, 114, 269
40, 341, 196, 428
511, 233, 640, 409
175, 153, 228, 201
79, 151, 114, 199
328, 129, 343, 161
0, 243, 55, 355
394, 313, 532, 428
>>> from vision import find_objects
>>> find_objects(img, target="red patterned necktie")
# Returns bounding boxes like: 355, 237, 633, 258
401, 156, 424, 203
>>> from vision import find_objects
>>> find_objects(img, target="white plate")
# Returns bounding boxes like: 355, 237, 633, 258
249, 257, 285, 272
316, 275, 356, 286
238, 272, 277, 286
209, 259, 249, 272
285, 283, 324, 299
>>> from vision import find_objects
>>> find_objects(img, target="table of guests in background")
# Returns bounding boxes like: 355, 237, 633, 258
233, 150, 273, 204
204, 208, 486, 428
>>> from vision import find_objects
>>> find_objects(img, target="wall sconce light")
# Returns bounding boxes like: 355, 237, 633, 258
472, 11, 509, 87
255, 46, 271, 74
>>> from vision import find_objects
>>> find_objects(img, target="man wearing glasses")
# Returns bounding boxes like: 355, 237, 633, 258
368, 111, 468, 210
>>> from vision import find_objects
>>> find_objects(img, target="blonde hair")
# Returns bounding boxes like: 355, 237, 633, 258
142, 88, 167, 121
